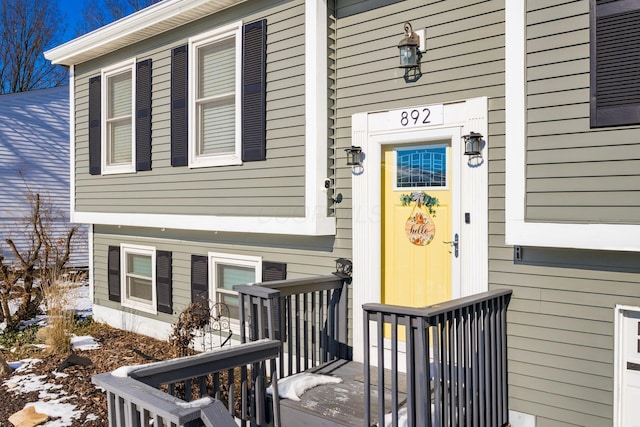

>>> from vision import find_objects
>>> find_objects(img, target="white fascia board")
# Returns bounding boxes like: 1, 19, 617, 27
44, 0, 246, 65
72, 211, 335, 236
505, 0, 640, 252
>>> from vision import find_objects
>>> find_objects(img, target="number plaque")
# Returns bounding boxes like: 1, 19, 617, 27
388, 104, 444, 129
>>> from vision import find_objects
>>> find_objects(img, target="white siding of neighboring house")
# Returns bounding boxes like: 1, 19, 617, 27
0, 86, 88, 268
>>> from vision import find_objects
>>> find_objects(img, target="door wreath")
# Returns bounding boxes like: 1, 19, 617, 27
400, 191, 439, 246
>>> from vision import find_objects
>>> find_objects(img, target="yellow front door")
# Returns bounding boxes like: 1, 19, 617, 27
382, 143, 452, 309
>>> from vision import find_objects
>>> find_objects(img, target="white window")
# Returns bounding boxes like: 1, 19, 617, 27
121, 244, 156, 314
189, 21, 242, 168
208, 252, 261, 328
102, 59, 136, 174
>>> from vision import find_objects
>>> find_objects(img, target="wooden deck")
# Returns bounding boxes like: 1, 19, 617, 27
278, 359, 407, 426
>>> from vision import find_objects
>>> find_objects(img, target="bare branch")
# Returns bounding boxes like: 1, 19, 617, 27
0, 0, 67, 93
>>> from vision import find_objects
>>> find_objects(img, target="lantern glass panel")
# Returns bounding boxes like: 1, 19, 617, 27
399, 45, 417, 68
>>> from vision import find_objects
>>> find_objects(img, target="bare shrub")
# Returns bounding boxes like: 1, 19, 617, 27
169, 301, 210, 357
0, 190, 78, 330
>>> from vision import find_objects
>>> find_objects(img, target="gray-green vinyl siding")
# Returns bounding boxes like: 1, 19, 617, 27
93, 224, 348, 322
74, 0, 306, 217
525, 1, 640, 224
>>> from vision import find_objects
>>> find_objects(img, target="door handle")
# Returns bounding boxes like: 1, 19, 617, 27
443, 233, 459, 258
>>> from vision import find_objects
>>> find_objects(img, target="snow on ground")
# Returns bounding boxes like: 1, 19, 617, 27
2, 283, 94, 425
3, 359, 83, 426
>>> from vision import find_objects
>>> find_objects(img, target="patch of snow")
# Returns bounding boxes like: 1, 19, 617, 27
27, 400, 82, 427
111, 364, 144, 378
266, 373, 342, 402
8, 359, 38, 371
71, 335, 100, 351
176, 396, 214, 408
3, 358, 82, 426
379, 407, 408, 427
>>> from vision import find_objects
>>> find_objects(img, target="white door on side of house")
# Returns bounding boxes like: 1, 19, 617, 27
620, 309, 640, 426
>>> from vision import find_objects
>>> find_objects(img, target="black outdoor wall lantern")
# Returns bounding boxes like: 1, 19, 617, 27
463, 132, 483, 157
398, 22, 423, 82
345, 145, 362, 167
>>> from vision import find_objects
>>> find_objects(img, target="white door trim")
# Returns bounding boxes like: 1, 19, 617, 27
351, 97, 488, 363
614, 305, 640, 426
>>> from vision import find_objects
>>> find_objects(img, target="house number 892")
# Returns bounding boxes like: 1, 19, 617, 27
400, 108, 431, 126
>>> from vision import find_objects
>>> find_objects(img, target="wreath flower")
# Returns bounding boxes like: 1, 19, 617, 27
400, 191, 439, 216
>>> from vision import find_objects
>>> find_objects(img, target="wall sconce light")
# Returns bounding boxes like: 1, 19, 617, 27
345, 145, 362, 167
334, 258, 353, 283
398, 22, 423, 83
463, 132, 483, 156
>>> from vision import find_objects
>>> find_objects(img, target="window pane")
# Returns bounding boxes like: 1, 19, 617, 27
108, 71, 132, 118
217, 264, 255, 291
199, 38, 235, 99
127, 276, 152, 302
109, 120, 132, 164
217, 293, 239, 319
127, 253, 152, 277
199, 99, 235, 155
396, 146, 447, 188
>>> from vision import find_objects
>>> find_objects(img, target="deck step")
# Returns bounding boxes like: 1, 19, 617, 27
275, 359, 405, 427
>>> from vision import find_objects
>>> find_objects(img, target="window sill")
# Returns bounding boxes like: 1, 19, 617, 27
121, 300, 157, 315
102, 164, 136, 175
189, 154, 242, 169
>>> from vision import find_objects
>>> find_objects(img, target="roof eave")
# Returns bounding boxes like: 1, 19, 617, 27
44, 0, 246, 66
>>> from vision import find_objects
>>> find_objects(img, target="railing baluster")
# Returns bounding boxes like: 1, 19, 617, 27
416, 316, 428, 426
464, 306, 472, 427
456, 308, 464, 425
318, 291, 327, 363
364, 310, 371, 427
391, 313, 398, 427
303, 293, 309, 370
490, 298, 498, 426
376, 311, 385, 427
433, 319, 442, 426
311, 291, 317, 366
286, 295, 293, 377
405, 316, 415, 427
295, 294, 301, 373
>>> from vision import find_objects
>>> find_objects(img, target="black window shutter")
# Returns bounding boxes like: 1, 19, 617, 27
242, 19, 267, 162
156, 250, 172, 314
88, 76, 102, 175
171, 45, 189, 166
136, 59, 152, 171
107, 245, 121, 302
261, 261, 286, 340
262, 261, 286, 282
591, 1, 640, 127
191, 255, 208, 305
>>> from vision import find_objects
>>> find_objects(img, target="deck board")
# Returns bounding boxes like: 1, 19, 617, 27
277, 359, 407, 426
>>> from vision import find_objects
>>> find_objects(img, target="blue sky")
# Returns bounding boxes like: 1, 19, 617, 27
58, 0, 87, 43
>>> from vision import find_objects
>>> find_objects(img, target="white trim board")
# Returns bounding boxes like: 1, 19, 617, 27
505, 0, 640, 252
69, 0, 335, 237
350, 97, 489, 363
614, 305, 640, 427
